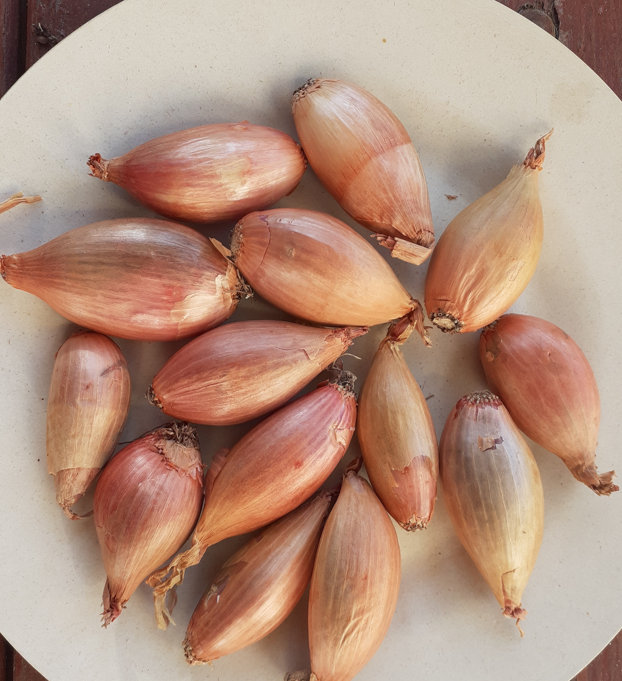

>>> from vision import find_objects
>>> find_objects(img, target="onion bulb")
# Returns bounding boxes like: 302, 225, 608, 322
439, 391, 544, 632
149, 319, 366, 425
357, 313, 438, 529
88, 122, 306, 222
292, 78, 434, 265
184, 491, 332, 664
47, 331, 130, 518
300, 469, 401, 681
231, 208, 425, 327
480, 313, 617, 495
425, 132, 551, 333
1, 218, 242, 341
148, 372, 357, 628
93, 423, 203, 626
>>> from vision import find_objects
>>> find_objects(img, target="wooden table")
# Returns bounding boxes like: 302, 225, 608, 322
1, 2, 621, 680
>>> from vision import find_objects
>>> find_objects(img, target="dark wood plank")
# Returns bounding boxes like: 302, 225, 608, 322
25, 0, 121, 69
0, 634, 9, 681
0, 0, 25, 96
13, 648, 46, 681
497, 0, 622, 97
574, 632, 622, 681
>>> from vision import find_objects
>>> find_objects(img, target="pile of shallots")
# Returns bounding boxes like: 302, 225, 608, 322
1, 77, 617, 680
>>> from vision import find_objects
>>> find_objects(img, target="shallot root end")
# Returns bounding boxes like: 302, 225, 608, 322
101, 581, 125, 627
146, 385, 162, 409
183, 637, 204, 665
399, 517, 429, 531
503, 603, 527, 637
285, 671, 312, 681
430, 311, 463, 334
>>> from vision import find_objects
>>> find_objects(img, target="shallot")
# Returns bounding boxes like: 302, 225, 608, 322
479, 313, 617, 494
439, 391, 544, 632
47, 331, 130, 518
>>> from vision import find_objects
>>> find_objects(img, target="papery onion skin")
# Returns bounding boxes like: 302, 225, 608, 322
292, 78, 434, 265
47, 330, 131, 519
425, 132, 550, 333
357, 314, 438, 529
184, 491, 332, 664
0, 218, 241, 341
306, 470, 401, 681
149, 319, 366, 425
88, 122, 306, 223
93, 423, 203, 626
439, 391, 544, 630
480, 314, 617, 495
148, 373, 357, 628
231, 208, 420, 327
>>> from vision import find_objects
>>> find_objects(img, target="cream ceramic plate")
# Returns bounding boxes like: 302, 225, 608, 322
1, 1, 620, 680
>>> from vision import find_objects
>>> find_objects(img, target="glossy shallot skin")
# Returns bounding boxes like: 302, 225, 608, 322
425, 133, 550, 334
306, 470, 401, 681
149, 375, 357, 628
357, 314, 438, 529
184, 492, 332, 664
47, 331, 130, 518
292, 78, 434, 265
88, 122, 306, 223
149, 320, 366, 425
94, 423, 203, 626
439, 391, 544, 632
232, 208, 421, 327
479, 313, 617, 494
1, 218, 241, 341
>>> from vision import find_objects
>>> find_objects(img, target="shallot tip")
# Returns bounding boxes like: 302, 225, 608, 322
87, 154, 110, 181
503, 604, 527, 637
523, 129, 553, 171
101, 580, 124, 628
573, 465, 618, 496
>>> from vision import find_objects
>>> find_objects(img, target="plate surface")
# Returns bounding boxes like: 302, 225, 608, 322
1, 1, 621, 680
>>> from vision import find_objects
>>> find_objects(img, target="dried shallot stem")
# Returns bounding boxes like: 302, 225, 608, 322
523, 129, 553, 171
0, 192, 41, 215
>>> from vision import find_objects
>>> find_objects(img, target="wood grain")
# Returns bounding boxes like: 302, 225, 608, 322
0, 0, 24, 95
497, 0, 622, 97
1, 1, 621, 680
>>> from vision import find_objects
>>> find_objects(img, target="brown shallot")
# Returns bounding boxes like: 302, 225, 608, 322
425, 132, 551, 333
184, 491, 333, 664
88, 122, 306, 222
300, 468, 401, 681
292, 78, 434, 264
357, 313, 438, 529
148, 372, 357, 628
1, 218, 241, 341
93, 423, 203, 626
231, 208, 427, 329
439, 391, 544, 632
148, 319, 366, 425
479, 313, 617, 494
47, 331, 130, 519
